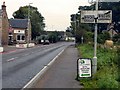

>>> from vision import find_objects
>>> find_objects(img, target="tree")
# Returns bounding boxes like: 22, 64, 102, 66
98, 2, 120, 32
97, 31, 110, 44
70, 12, 93, 44
13, 5, 45, 39
48, 31, 60, 43
113, 34, 120, 43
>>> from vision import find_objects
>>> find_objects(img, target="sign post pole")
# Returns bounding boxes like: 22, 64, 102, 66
92, 0, 98, 75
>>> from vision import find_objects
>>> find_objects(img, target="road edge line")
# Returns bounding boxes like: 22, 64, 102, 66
22, 48, 65, 89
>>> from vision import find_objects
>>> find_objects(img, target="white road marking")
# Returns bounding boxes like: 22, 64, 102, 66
22, 48, 65, 89
14, 57, 18, 59
24, 54, 29, 56
31, 52, 34, 54
7, 58, 15, 62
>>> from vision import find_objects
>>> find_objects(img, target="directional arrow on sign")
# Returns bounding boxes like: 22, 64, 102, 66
81, 10, 112, 23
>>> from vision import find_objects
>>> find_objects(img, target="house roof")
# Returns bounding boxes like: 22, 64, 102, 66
9, 19, 28, 29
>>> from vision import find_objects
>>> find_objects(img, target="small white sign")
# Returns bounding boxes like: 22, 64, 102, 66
78, 58, 91, 77
14, 30, 25, 34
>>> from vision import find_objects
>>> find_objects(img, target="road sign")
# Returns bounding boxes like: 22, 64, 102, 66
78, 58, 91, 78
81, 10, 112, 23
99, 0, 120, 2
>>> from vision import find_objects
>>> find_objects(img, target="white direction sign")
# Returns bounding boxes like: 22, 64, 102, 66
78, 58, 91, 77
81, 10, 112, 23
99, 0, 120, 2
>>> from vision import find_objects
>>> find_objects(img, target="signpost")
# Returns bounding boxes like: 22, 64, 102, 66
80, 8, 112, 75
81, 10, 112, 23
77, 58, 92, 79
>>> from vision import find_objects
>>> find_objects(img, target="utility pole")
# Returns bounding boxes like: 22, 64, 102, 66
71, 14, 79, 45
27, 3, 32, 48
0, 14, 2, 47
74, 15, 77, 46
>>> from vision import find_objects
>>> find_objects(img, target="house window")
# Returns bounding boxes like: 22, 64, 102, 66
16, 34, 25, 41
17, 35, 21, 40
22, 35, 25, 40
9, 36, 13, 41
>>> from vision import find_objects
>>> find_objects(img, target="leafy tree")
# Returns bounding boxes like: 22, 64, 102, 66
70, 12, 93, 44
48, 32, 59, 43
113, 34, 120, 43
97, 31, 110, 44
84, 31, 94, 43
98, 2, 120, 32
13, 5, 45, 39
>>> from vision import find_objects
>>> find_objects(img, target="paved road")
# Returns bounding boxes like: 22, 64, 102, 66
2, 42, 73, 88
33, 45, 83, 88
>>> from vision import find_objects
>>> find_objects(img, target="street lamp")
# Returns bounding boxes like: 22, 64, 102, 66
27, 3, 33, 48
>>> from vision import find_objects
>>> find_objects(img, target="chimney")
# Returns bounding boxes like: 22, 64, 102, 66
2, 2, 6, 11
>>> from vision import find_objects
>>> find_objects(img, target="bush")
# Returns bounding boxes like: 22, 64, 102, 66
84, 31, 94, 43
97, 48, 117, 70
97, 31, 110, 44
97, 76, 118, 88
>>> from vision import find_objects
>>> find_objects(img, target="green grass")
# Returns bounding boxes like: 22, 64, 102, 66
77, 44, 119, 88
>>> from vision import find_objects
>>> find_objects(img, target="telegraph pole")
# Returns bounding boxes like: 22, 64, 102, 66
74, 15, 77, 45
0, 14, 2, 47
27, 3, 32, 48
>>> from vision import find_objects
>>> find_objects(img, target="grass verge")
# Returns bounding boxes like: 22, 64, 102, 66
77, 44, 120, 88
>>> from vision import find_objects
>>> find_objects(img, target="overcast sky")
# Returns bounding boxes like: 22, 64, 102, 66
1, 0, 90, 31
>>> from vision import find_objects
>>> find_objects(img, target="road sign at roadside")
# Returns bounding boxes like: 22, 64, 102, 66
77, 58, 92, 78
81, 10, 112, 23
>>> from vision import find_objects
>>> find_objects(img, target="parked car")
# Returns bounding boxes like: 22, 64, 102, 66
43, 40, 50, 45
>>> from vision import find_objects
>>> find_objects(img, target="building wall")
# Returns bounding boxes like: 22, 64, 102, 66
1, 2, 9, 45
13, 28, 27, 44
2, 14, 9, 45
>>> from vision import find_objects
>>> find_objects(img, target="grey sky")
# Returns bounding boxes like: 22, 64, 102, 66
1, 0, 119, 31
99, 0, 120, 2
0, 0, 91, 31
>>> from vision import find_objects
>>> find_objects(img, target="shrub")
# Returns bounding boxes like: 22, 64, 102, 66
98, 31, 110, 44
97, 76, 118, 88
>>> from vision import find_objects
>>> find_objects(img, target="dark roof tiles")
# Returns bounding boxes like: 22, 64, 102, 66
9, 19, 28, 29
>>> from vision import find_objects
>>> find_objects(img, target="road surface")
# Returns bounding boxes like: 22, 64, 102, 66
2, 42, 74, 88
34, 45, 82, 88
